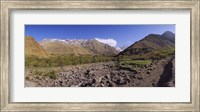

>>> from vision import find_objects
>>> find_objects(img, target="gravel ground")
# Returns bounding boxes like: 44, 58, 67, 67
25, 57, 175, 87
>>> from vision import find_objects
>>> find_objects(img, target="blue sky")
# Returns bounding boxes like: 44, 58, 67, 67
25, 25, 175, 47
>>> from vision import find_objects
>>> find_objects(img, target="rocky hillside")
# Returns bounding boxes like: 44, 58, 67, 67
119, 31, 175, 55
162, 31, 175, 44
25, 36, 49, 58
39, 40, 90, 55
81, 39, 119, 56
40, 39, 119, 56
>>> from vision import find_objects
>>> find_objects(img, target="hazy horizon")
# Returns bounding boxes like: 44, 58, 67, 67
25, 25, 175, 48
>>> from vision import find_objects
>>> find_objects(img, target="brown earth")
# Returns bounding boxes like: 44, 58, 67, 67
25, 36, 49, 58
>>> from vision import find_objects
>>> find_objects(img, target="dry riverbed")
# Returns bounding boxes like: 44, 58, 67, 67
25, 57, 175, 87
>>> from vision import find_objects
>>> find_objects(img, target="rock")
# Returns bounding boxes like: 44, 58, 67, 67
110, 71, 116, 75
119, 79, 126, 85
101, 83, 105, 87
106, 74, 111, 80
126, 78, 131, 83
71, 70, 75, 74
76, 81, 83, 87
59, 81, 63, 84
138, 77, 143, 80
87, 69, 90, 72
95, 83, 101, 87
147, 68, 153, 71
88, 78, 95, 84
132, 74, 139, 78
116, 79, 126, 85
104, 75, 108, 79
133, 74, 143, 80
106, 81, 113, 87
119, 80, 126, 85
147, 71, 150, 74
90, 83, 95, 86
98, 77, 102, 83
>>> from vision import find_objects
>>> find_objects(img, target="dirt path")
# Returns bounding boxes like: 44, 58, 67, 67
136, 56, 175, 87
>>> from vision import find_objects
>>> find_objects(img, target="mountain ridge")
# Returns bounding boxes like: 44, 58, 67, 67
118, 31, 175, 55
25, 31, 175, 57
25, 36, 49, 58
39, 38, 119, 56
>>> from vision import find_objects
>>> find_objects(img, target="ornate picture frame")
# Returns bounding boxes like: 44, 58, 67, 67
1, 0, 199, 111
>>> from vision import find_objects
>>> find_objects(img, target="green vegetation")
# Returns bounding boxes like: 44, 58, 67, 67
150, 49, 175, 59
32, 70, 57, 80
25, 76, 30, 80
117, 48, 175, 61
34, 70, 43, 79
120, 60, 152, 66
34, 70, 43, 75
26, 54, 115, 67
117, 48, 174, 71
25, 49, 174, 68
44, 71, 57, 79
118, 59, 152, 71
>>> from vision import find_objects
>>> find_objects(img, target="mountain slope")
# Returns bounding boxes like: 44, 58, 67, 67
81, 39, 119, 56
162, 31, 175, 44
119, 31, 175, 55
40, 39, 119, 56
39, 40, 91, 55
25, 36, 49, 58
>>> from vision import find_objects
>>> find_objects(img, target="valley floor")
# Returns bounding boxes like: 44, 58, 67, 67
25, 56, 175, 87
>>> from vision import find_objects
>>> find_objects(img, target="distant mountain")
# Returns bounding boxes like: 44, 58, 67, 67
81, 39, 119, 56
162, 31, 175, 44
119, 31, 175, 55
25, 36, 49, 58
39, 39, 119, 56
39, 39, 90, 55
116, 45, 128, 51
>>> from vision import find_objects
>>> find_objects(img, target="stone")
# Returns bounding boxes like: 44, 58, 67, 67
119, 79, 126, 85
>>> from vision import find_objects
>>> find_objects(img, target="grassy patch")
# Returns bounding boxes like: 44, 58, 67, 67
119, 59, 152, 71
25, 55, 115, 67
34, 70, 42, 75
34, 70, 43, 79
25, 76, 30, 80
120, 60, 152, 66
150, 49, 175, 59
44, 71, 57, 80
117, 48, 175, 61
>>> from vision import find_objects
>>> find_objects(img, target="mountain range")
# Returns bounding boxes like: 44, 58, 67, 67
119, 31, 175, 55
39, 39, 119, 56
25, 31, 175, 57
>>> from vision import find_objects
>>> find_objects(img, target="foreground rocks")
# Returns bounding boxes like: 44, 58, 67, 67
25, 57, 175, 87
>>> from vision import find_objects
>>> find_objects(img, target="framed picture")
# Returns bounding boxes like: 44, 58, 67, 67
1, 0, 199, 111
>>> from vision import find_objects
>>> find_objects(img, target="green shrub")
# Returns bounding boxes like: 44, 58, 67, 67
45, 71, 57, 80
150, 49, 175, 59
25, 76, 30, 80
120, 60, 151, 66
117, 48, 175, 61
119, 59, 152, 71
25, 55, 114, 67
34, 70, 42, 76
